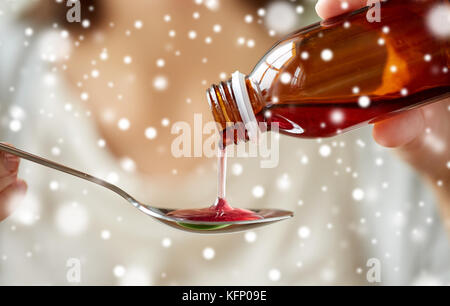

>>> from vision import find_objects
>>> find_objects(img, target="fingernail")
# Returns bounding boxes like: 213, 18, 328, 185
315, 0, 325, 14
3, 154, 20, 173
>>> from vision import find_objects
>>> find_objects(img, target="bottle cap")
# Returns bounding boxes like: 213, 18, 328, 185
231, 71, 259, 143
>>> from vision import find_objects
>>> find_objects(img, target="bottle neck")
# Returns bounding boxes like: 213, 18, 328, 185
207, 71, 264, 144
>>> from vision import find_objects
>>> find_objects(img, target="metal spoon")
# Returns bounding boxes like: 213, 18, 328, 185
0, 143, 293, 234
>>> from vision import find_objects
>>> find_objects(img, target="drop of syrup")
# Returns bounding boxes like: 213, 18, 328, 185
167, 148, 262, 222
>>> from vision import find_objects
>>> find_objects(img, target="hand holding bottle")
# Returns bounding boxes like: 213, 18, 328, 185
317, 0, 450, 224
0, 143, 27, 221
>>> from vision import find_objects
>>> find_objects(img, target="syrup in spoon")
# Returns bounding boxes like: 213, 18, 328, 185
167, 148, 263, 222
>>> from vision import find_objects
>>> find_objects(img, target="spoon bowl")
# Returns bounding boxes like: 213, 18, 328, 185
0, 143, 294, 234
140, 205, 293, 234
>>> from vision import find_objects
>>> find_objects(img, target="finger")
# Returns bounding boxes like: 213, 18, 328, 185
0, 147, 20, 192
0, 150, 20, 176
0, 172, 19, 192
372, 108, 425, 148
0, 179, 27, 222
316, 0, 376, 19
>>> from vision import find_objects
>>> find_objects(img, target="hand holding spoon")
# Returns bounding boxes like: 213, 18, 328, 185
0, 143, 293, 234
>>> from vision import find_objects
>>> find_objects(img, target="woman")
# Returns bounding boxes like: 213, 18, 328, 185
0, 0, 449, 285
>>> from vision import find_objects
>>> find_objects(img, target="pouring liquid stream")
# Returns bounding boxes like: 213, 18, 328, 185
167, 147, 263, 222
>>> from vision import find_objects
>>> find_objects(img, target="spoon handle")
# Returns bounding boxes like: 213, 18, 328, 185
0, 143, 137, 204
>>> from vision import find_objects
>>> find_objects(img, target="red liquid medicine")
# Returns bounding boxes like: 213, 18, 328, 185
167, 197, 262, 222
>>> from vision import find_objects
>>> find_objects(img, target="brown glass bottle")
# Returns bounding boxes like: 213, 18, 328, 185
207, 0, 449, 146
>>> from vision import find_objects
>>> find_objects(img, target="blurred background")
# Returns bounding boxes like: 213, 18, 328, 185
0, 0, 449, 285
